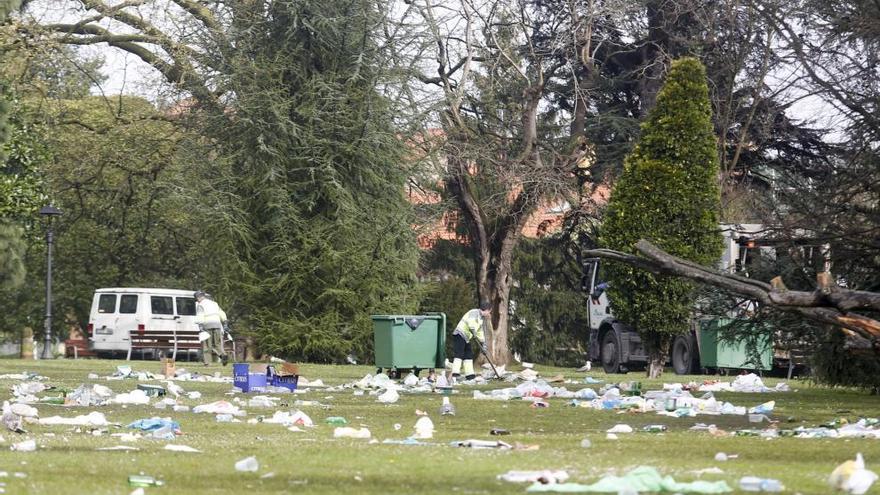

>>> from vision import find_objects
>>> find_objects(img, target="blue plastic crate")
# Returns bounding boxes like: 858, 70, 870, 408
233, 363, 267, 392
270, 373, 298, 391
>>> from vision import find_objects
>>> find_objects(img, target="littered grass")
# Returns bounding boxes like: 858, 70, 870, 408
0, 359, 877, 494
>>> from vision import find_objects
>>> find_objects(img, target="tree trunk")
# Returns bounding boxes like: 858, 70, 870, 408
20, 326, 33, 359
643, 332, 671, 378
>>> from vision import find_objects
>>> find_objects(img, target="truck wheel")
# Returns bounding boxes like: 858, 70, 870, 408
601, 331, 622, 374
672, 334, 699, 375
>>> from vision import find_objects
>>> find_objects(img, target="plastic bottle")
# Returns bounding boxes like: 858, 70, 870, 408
325, 416, 348, 425
128, 475, 164, 487
739, 476, 783, 492
440, 397, 456, 416
642, 425, 668, 433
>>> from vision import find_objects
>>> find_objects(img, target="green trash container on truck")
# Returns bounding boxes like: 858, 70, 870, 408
372, 313, 446, 377
698, 318, 772, 370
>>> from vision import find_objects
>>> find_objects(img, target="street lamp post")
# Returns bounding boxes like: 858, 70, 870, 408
39, 205, 62, 360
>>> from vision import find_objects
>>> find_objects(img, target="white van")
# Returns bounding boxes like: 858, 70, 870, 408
87, 288, 199, 355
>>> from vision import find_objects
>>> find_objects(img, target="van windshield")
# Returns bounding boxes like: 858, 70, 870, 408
151, 296, 174, 315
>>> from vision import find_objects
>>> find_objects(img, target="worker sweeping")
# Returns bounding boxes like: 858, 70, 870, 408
450, 300, 492, 383
194, 291, 229, 366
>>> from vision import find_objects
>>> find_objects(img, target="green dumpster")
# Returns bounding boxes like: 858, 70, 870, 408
372, 313, 446, 375
698, 318, 772, 370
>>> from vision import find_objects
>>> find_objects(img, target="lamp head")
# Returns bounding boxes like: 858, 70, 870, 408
39, 205, 63, 217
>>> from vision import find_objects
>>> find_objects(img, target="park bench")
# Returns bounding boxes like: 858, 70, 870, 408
127, 328, 202, 361
65, 339, 97, 359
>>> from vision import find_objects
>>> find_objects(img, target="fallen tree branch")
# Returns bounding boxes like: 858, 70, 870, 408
583, 239, 880, 345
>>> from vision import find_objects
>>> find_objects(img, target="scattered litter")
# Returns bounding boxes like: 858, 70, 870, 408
413, 417, 434, 439
580, 439, 591, 449
164, 444, 201, 453
247, 396, 278, 408
128, 475, 164, 487
136, 384, 166, 397
39, 412, 112, 427
10, 439, 36, 452
829, 453, 878, 494
490, 428, 510, 435
739, 476, 783, 492
499, 470, 569, 484
165, 381, 185, 398
525, 466, 733, 493
127, 418, 179, 432
692, 468, 725, 476
192, 401, 245, 416
9, 403, 38, 418
606, 433, 618, 440
452, 439, 512, 449
252, 410, 313, 427
607, 424, 633, 434
109, 390, 150, 405
0, 373, 46, 381
325, 416, 347, 425
714, 452, 738, 462
382, 438, 432, 446
234, 456, 259, 472
698, 374, 790, 393
97, 446, 140, 451
440, 397, 456, 416
333, 427, 371, 439
748, 401, 775, 415
403, 374, 419, 387
154, 398, 177, 410
377, 388, 399, 404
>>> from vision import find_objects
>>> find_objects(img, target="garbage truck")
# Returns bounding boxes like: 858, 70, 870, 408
583, 224, 800, 374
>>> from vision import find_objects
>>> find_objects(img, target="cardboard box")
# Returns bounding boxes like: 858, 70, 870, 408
162, 358, 176, 379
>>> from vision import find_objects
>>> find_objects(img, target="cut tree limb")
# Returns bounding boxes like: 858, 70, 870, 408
583, 239, 880, 345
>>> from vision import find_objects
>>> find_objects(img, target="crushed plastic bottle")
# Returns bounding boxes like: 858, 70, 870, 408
128, 475, 164, 487
325, 416, 347, 425
739, 476, 783, 492
440, 397, 456, 416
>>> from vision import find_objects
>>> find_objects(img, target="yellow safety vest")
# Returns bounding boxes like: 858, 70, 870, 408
453, 309, 486, 343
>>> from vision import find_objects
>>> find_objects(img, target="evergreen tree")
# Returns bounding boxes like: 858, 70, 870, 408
193, 0, 419, 362
600, 57, 722, 377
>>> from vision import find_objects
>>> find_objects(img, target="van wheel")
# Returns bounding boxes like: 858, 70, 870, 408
672, 334, 699, 375
601, 331, 622, 374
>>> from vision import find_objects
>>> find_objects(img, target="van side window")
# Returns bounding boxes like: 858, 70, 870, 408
120, 295, 138, 314
176, 297, 196, 316
98, 294, 116, 313
150, 296, 174, 315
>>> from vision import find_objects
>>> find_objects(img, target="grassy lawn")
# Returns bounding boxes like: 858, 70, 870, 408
0, 359, 877, 494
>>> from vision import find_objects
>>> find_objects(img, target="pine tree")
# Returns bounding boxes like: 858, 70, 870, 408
193, 0, 420, 362
600, 57, 723, 378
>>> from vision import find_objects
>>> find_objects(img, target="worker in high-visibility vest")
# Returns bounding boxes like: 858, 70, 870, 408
194, 290, 229, 366
450, 300, 491, 382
